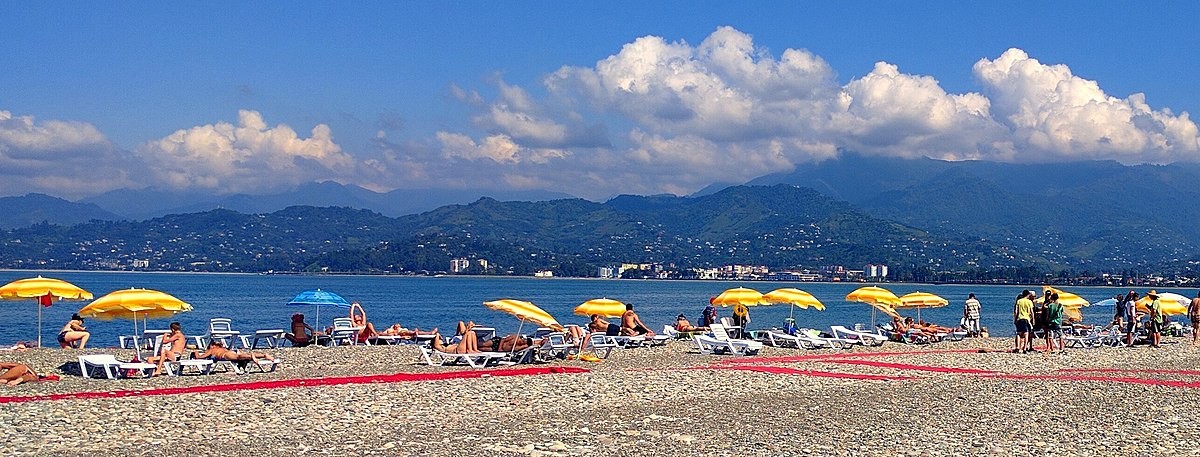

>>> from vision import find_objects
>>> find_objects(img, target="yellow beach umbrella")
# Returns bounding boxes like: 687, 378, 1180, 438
846, 286, 902, 325
710, 287, 765, 307
574, 298, 626, 318
763, 288, 825, 319
79, 288, 193, 335
484, 299, 563, 332
898, 291, 948, 321
1135, 292, 1190, 316
1040, 286, 1090, 309
0, 276, 94, 347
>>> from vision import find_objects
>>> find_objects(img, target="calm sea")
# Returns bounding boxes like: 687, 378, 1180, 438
1, 270, 1180, 347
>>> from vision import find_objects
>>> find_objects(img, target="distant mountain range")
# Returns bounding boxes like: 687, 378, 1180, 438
0, 182, 576, 228
3, 154, 1200, 275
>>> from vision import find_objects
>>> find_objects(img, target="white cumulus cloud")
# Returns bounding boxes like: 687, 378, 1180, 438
137, 110, 354, 194
0, 110, 133, 198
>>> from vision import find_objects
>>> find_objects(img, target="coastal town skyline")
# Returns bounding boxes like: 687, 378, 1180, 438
3, 3, 1199, 201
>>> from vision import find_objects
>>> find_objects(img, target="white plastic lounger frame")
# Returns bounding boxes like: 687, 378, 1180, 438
830, 325, 888, 347
78, 354, 156, 379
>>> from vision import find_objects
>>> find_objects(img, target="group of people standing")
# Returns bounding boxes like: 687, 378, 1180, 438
1012, 290, 1068, 353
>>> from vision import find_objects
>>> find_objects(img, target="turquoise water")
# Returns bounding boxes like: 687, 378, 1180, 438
0, 270, 1177, 347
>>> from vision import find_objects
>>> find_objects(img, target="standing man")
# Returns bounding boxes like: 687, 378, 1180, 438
1189, 291, 1200, 346
1014, 290, 1033, 353
963, 293, 982, 337
1044, 293, 1065, 353
1147, 290, 1163, 348
1123, 291, 1139, 347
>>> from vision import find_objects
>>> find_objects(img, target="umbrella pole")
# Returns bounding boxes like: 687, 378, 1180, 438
315, 306, 320, 346
511, 319, 526, 357
37, 302, 42, 348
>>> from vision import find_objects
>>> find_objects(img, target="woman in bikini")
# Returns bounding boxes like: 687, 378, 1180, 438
285, 313, 316, 347
147, 322, 187, 376
57, 313, 90, 349
349, 302, 380, 344
430, 321, 481, 354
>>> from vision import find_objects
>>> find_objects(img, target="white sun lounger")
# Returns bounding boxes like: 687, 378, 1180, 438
418, 346, 509, 368
693, 324, 762, 356
78, 354, 156, 379
831, 325, 888, 346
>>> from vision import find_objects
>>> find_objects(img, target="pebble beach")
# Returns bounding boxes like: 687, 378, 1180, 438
2, 337, 1199, 456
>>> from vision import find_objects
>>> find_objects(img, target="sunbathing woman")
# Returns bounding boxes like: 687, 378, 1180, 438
380, 324, 438, 339
429, 321, 481, 354
349, 302, 381, 344
147, 322, 187, 376
0, 362, 38, 386
675, 314, 708, 332
192, 340, 276, 365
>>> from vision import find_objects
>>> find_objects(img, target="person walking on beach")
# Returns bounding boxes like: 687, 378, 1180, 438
1044, 293, 1065, 353
1189, 291, 1200, 346
1013, 290, 1033, 353
963, 293, 981, 337
1147, 290, 1164, 348
1123, 291, 1139, 346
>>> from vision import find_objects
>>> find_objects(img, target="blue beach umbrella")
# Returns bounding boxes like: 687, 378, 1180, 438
287, 289, 351, 336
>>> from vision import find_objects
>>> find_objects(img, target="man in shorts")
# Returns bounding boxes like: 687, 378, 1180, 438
1147, 290, 1163, 348
1043, 292, 1065, 353
1013, 290, 1033, 353
1190, 291, 1200, 346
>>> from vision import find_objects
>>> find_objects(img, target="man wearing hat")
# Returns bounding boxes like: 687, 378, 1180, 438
1147, 290, 1164, 348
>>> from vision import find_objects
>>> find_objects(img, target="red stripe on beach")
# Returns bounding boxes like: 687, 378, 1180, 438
1057, 368, 1200, 376
821, 359, 1000, 374
990, 373, 1200, 389
0, 366, 589, 404
717, 348, 981, 365
699, 365, 913, 381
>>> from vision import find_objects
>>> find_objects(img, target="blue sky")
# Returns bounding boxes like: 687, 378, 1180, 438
2, 2, 1198, 200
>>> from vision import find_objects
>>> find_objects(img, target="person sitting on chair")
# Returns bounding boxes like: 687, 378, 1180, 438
430, 321, 482, 354
285, 313, 316, 347
349, 302, 380, 344
620, 303, 655, 337
147, 322, 187, 376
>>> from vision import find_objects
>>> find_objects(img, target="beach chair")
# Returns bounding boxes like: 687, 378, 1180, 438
326, 318, 360, 346
239, 329, 286, 349
831, 325, 888, 346
586, 333, 617, 359
797, 328, 854, 349
194, 318, 242, 349
78, 354, 156, 379
693, 324, 762, 356
759, 329, 822, 349
418, 346, 508, 368
165, 354, 215, 376
536, 332, 576, 360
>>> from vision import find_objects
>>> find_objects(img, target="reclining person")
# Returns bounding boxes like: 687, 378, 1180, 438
380, 323, 438, 339
588, 314, 620, 337
191, 340, 276, 365
430, 321, 481, 354
676, 314, 700, 331
0, 362, 39, 386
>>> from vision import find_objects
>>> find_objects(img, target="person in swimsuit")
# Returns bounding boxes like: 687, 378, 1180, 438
147, 322, 187, 376
589, 314, 620, 337
285, 313, 316, 347
620, 304, 655, 337
349, 302, 380, 344
675, 314, 707, 332
192, 340, 276, 365
0, 362, 39, 386
57, 313, 90, 349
